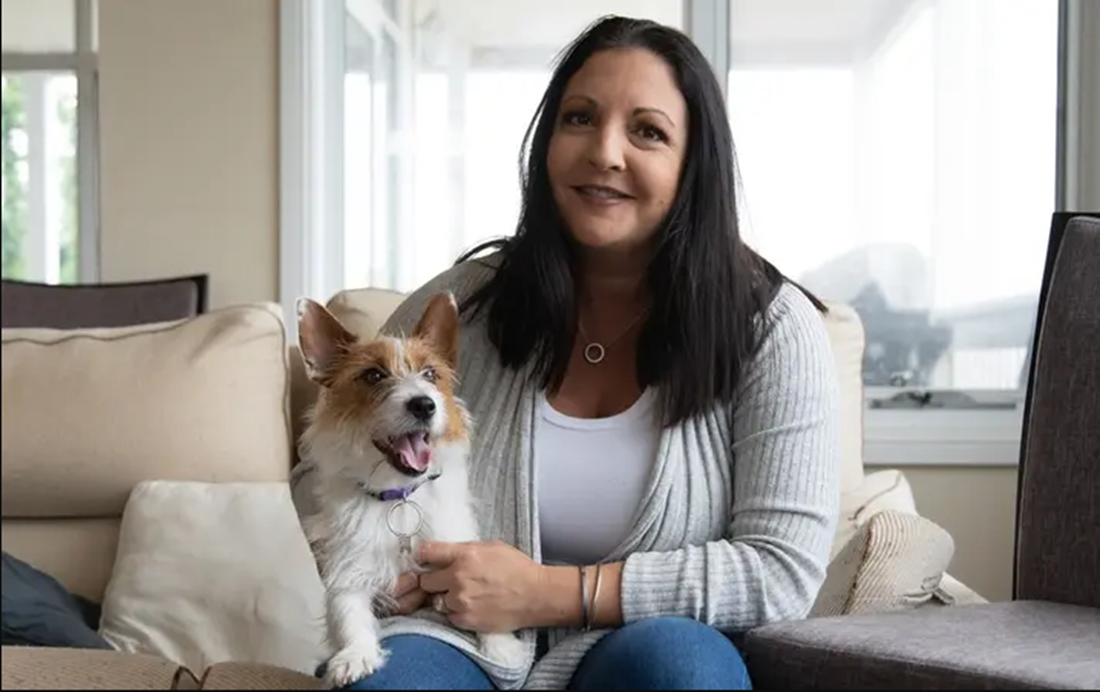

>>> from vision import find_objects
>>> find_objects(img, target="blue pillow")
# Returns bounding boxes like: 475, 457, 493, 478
1, 551, 113, 649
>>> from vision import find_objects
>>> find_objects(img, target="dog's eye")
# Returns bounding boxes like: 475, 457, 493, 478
358, 367, 386, 385
422, 367, 437, 383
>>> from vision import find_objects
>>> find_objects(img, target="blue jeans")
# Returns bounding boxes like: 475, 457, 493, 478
322, 617, 752, 690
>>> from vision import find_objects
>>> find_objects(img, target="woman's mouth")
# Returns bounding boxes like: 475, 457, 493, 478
573, 185, 633, 204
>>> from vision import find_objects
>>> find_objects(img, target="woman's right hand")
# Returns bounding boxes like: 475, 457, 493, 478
387, 571, 429, 616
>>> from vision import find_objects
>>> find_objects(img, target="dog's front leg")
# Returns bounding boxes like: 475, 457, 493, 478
323, 589, 388, 688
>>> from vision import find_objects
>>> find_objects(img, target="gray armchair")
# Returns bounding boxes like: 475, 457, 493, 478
742, 214, 1100, 690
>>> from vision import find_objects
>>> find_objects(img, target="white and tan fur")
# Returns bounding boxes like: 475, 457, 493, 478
296, 293, 525, 688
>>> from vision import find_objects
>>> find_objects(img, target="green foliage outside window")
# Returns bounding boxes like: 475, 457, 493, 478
1, 74, 79, 283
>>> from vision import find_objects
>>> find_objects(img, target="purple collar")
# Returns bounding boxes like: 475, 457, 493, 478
361, 471, 441, 502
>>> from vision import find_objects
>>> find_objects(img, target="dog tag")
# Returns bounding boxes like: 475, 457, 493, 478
387, 499, 424, 560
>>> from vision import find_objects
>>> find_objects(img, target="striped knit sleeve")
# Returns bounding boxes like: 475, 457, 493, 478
619, 284, 843, 631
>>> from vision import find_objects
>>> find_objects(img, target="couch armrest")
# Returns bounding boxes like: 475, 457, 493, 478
0, 646, 196, 690
198, 662, 321, 690
742, 601, 1100, 690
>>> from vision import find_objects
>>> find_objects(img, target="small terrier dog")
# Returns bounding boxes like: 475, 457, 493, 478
296, 293, 526, 688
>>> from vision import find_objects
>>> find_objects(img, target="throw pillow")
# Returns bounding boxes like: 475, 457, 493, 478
830, 469, 918, 560
1, 551, 113, 649
97, 480, 328, 676
812, 509, 955, 618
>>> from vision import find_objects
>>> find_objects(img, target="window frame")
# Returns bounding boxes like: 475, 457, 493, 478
279, 0, 1098, 466
1, 0, 99, 284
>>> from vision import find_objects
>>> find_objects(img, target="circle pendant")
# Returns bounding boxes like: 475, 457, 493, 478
583, 342, 606, 365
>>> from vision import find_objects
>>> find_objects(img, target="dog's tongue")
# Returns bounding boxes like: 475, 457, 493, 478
393, 433, 431, 472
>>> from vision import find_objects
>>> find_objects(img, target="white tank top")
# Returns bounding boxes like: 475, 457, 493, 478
535, 388, 661, 566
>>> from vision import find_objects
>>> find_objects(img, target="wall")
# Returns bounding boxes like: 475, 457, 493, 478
97, 0, 279, 309
876, 464, 1018, 602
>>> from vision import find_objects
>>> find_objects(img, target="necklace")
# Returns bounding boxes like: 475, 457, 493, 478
578, 308, 649, 365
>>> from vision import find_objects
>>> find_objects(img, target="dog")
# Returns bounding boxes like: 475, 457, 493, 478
295, 292, 526, 688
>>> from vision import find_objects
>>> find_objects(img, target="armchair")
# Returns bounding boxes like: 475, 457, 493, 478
741, 214, 1100, 690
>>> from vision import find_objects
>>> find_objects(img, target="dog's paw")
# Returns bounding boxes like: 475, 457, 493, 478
324, 642, 389, 688
477, 632, 528, 669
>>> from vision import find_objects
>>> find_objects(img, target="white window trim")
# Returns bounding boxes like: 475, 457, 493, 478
0, 0, 99, 283
279, 0, 1097, 467
278, 0, 344, 341
864, 406, 1025, 467
279, 0, 412, 340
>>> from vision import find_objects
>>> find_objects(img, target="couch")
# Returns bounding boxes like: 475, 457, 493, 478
1, 281, 983, 690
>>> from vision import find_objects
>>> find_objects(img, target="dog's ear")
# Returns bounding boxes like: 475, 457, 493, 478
297, 298, 356, 384
413, 292, 459, 367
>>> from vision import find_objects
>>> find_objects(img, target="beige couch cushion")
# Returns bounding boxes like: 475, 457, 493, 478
325, 286, 407, 338
98, 481, 327, 678
0, 518, 121, 602
1, 303, 293, 599
2, 303, 292, 518
819, 300, 867, 495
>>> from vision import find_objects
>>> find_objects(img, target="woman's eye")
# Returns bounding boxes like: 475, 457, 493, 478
422, 367, 438, 383
562, 111, 592, 127
358, 367, 386, 385
638, 125, 668, 143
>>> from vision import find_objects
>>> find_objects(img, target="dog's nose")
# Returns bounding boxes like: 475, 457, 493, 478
406, 396, 436, 421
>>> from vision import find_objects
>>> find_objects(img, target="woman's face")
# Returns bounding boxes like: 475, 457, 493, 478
547, 48, 688, 256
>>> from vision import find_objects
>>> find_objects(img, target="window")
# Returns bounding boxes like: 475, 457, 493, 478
343, 1, 407, 291
726, 0, 1063, 463
1, 0, 99, 284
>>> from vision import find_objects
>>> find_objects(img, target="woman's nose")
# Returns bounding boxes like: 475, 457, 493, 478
587, 127, 626, 171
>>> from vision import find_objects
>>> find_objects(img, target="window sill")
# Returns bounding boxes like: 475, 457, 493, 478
863, 408, 1023, 467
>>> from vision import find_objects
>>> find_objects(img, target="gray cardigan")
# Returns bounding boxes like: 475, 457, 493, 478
292, 255, 842, 690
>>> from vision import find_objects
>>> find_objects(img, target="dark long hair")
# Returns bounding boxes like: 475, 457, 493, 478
458, 15, 825, 427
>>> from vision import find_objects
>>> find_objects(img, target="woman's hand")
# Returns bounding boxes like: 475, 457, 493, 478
382, 572, 430, 617
415, 540, 544, 633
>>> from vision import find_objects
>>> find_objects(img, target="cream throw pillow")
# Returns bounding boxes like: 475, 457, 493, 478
830, 469, 919, 560
812, 509, 955, 618
98, 481, 327, 677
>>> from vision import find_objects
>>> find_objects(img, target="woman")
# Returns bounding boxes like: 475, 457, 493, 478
311, 14, 841, 691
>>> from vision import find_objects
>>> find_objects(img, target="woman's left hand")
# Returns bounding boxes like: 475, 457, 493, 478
416, 539, 544, 633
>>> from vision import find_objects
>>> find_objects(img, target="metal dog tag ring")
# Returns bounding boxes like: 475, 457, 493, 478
386, 499, 424, 539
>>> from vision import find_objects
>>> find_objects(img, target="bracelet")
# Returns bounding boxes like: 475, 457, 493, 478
587, 563, 604, 632
579, 565, 590, 631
